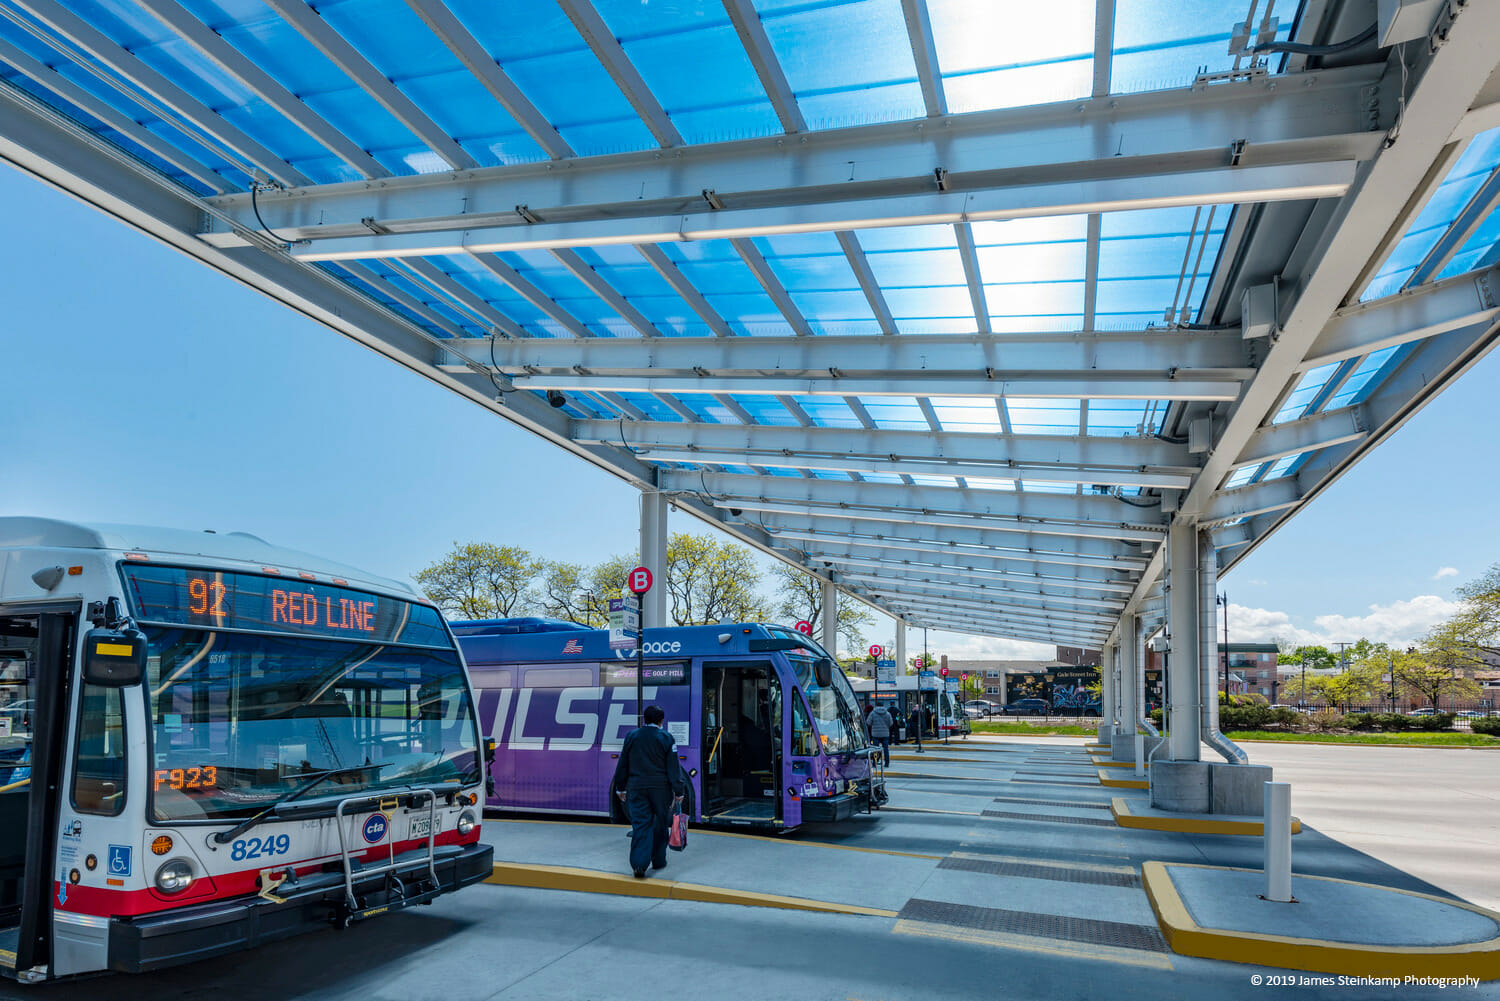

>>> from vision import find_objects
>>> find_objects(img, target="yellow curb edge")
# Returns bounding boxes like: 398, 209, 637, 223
1112, 797, 1302, 835
485, 862, 900, 918
1098, 768, 1150, 789
1142, 861, 1500, 980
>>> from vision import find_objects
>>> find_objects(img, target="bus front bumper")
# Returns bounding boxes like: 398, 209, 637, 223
106, 841, 494, 974
799, 791, 861, 823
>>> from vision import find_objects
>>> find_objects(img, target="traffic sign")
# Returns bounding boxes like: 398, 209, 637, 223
913, 657, 924, 669
627, 566, 653, 594
940, 666, 949, 677
794, 620, 812, 635
961, 673, 968, 681
868, 644, 883, 658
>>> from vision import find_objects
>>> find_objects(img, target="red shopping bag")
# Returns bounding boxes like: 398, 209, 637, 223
668, 805, 688, 851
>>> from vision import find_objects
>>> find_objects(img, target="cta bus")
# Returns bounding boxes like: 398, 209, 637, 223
0, 518, 492, 982
455, 619, 884, 830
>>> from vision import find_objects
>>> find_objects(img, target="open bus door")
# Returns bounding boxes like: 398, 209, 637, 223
700, 662, 780, 827
0, 607, 75, 981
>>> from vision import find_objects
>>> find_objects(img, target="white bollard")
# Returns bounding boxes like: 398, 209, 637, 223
1263, 781, 1292, 903
1134, 733, 1145, 778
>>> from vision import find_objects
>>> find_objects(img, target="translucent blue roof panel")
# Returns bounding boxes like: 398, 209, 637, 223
1363, 126, 1500, 299
591, 0, 781, 144
616, 393, 685, 422
1097, 205, 1228, 327
1224, 463, 1261, 489
497, 250, 632, 335
1087, 400, 1150, 437
1262, 454, 1301, 480
439, 0, 655, 157
671, 394, 741, 424
858, 397, 931, 431
1111, 1, 1291, 95
928, 397, 1003, 433
927, 0, 1093, 113
859, 226, 976, 332
659, 242, 786, 335
964, 476, 1016, 491
792, 396, 861, 428
429, 254, 558, 334
1436, 199, 1500, 281
1323, 345, 1407, 411
729, 395, 802, 426
1006, 398, 1081, 435
971, 216, 1087, 330
1272, 361, 1342, 424
1019, 480, 1077, 494
755, 0, 924, 130
751, 233, 879, 334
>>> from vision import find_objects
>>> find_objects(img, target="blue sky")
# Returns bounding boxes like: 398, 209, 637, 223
3, 165, 1496, 658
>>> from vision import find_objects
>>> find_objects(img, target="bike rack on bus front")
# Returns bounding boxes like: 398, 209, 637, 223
333, 788, 441, 919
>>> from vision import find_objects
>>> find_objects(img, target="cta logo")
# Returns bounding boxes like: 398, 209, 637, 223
362, 813, 389, 844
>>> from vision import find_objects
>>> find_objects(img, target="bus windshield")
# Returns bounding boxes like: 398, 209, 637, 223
143, 627, 479, 822
789, 656, 868, 754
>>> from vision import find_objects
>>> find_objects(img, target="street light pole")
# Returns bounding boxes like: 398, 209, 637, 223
1300, 655, 1307, 708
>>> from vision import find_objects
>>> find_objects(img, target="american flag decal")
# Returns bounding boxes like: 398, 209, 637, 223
562, 639, 583, 654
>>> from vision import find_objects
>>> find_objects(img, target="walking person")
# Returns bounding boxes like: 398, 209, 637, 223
612, 705, 686, 879
865, 702, 893, 766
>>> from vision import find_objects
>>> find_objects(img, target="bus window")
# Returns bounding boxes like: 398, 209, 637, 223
72, 685, 126, 815
523, 667, 593, 688
791, 690, 815, 757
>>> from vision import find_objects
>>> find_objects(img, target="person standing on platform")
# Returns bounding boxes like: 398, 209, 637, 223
865, 702, 893, 766
908, 705, 923, 754
612, 705, 686, 879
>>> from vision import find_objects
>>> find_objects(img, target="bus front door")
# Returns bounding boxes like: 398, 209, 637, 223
0, 608, 75, 980
700, 662, 779, 826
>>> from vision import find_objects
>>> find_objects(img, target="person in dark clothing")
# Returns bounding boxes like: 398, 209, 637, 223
612, 704, 687, 878
864, 703, 893, 766
907, 706, 923, 753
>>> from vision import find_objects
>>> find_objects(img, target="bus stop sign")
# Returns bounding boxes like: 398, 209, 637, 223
868, 644, 883, 658
627, 566, 653, 594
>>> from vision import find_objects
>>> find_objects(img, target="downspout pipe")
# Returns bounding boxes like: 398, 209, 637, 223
1199, 530, 1247, 764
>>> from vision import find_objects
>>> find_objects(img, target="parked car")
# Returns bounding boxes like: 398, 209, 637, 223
1407, 708, 1439, 717
1002, 698, 1050, 716
964, 700, 1000, 717
961, 705, 986, 720
1455, 710, 1487, 719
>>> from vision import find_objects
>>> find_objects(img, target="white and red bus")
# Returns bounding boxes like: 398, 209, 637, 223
0, 518, 492, 981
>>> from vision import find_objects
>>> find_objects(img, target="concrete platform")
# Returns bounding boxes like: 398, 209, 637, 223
1144, 862, 1500, 980
1112, 797, 1302, 836
1099, 768, 1150, 789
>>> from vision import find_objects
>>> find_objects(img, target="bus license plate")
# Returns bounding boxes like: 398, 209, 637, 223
409, 815, 441, 838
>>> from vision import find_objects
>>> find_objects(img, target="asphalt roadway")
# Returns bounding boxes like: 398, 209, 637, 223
11, 736, 1499, 1001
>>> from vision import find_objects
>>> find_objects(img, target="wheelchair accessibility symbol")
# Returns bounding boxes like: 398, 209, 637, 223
107, 845, 132, 878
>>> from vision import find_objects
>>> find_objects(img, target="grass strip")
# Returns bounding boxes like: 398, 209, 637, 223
970, 721, 1099, 736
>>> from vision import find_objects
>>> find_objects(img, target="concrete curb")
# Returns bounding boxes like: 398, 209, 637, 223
1112, 797, 1301, 835
1092, 756, 1149, 769
484, 862, 900, 917
883, 770, 991, 780
1143, 861, 1500, 979
1098, 769, 1149, 789
1229, 737, 1500, 749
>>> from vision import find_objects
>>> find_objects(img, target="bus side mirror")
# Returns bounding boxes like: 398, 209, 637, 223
82, 628, 146, 687
814, 657, 833, 689
484, 738, 497, 764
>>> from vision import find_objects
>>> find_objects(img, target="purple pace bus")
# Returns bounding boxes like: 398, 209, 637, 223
453, 619, 881, 829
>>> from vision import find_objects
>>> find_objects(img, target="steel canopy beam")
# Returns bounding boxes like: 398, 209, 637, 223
451, 329, 1249, 374
729, 501, 1165, 544
752, 516, 1152, 566
788, 543, 1136, 588
1233, 408, 1368, 469
198, 66, 1384, 250
1302, 264, 1500, 370
807, 556, 1132, 603
659, 469, 1166, 528
522, 373, 1244, 400
574, 418, 1193, 474
870, 594, 1116, 632
259, 161, 1359, 260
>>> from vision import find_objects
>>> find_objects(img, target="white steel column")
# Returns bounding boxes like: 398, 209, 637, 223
1118, 613, 1138, 736
895, 619, 906, 672
1166, 520, 1202, 761
639, 489, 668, 628
821, 579, 838, 659
1101, 644, 1116, 728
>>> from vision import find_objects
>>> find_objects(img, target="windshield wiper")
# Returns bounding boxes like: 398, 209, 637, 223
211, 763, 385, 845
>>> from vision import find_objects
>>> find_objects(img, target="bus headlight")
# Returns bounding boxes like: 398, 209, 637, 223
155, 858, 194, 894
456, 811, 476, 836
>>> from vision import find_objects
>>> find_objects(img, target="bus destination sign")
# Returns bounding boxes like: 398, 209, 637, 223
122, 565, 449, 646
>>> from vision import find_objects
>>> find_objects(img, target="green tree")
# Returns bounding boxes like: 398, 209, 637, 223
665, 533, 769, 627
1279, 645, 1336, 670
1454, 562, 1500, 652
1321, 660, 1383, 709
769, 563, 874, 649
416, 542, 542, 620
1392, 646, 1481, 708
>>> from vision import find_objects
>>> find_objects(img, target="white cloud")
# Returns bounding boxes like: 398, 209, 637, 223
1227, 595, 1459, 648
1434, 566, 1459, 579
